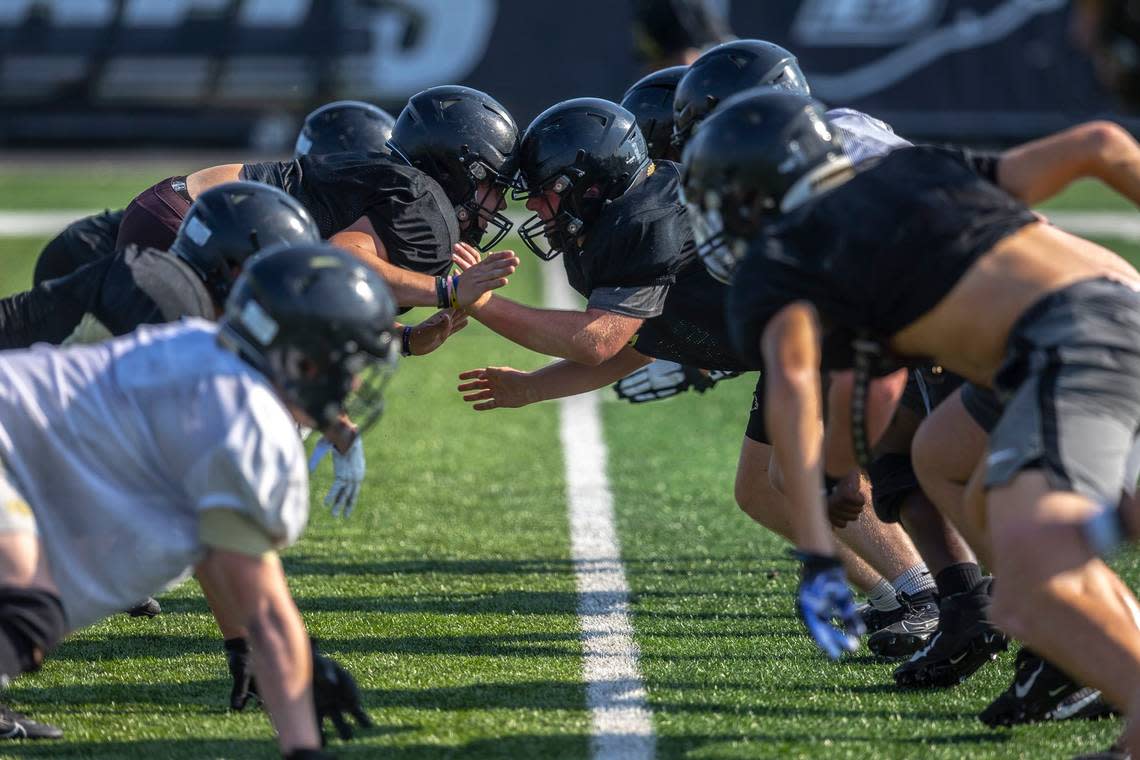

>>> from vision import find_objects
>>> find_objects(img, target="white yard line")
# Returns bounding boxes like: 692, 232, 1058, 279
0, 210, 99, 236
542, 262, 655, 760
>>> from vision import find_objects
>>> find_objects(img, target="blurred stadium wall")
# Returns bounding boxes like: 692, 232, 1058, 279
0, 0, 1131, 149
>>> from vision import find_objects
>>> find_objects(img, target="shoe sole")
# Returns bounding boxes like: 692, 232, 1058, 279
868, 631, 932, 659
894, 631, 1008, 689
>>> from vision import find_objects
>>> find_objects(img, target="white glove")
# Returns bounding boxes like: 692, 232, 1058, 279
614, 360, 688, 403
308, 436, 366, 517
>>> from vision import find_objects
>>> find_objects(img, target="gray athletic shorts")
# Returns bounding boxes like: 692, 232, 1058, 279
984, 278, 1140, 502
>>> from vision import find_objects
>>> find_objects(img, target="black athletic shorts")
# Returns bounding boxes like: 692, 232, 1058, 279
869, 364, 965, 522
745, 372, 831, 445
984, 278, 1140, 501
960, 382, 1003, 433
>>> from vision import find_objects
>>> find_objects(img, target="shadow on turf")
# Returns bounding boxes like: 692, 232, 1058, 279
281, 554, 790, 579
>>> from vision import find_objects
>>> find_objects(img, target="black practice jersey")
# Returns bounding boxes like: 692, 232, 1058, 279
240, 152, 459, 276
727, 146, 1037, 370
561, 161, 749, 371
0, 245, 213, 349
564, 161, 696, 303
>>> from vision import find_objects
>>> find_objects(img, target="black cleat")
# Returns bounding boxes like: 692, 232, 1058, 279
1050, 688, 1118, 722
867, 591, 939, 658
856, 601, 906, 634
980, 648, 1080, 727
893, 577, 1007, 688
0, 705, 63, 740
126, 597, 161, 618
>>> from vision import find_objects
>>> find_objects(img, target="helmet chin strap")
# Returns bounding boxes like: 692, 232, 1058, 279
780, 155, 855, 214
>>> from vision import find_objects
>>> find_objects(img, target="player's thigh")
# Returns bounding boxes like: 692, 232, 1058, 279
913, 387, 989, 490
0, 479, 56, 592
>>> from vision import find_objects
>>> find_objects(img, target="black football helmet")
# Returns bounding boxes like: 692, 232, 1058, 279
171, 182, 321, 304
294, 100, 396, 158
620, 65, 688, 162
387, 85, 519, 251
633, 0, 734, 64
672, 39, 811, 150
681, 88, 851, 284
514, 98, 650, 260
219, 243, 398, 433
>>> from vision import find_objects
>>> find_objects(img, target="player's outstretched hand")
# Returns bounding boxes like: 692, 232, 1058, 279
794, 551, 865, 660
408, 309, 468, 356
224, 637, 259, 711
457, 367, 537, 410
451, 243, 519, 310
309, 436, 366, 518
826, 470, 868, 528
311, 642, 372, 743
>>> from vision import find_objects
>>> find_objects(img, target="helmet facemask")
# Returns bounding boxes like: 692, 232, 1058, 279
456, 154, 521, 251
268, 337, 398, 434
684, 186, 767, 285
513, 173, 586, 261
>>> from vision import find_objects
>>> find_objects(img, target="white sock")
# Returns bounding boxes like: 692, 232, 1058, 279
892, 564, 936, 598
867, 579, 900, 611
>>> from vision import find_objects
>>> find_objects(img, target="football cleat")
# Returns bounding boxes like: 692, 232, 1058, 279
1049, 688, 1118, 722
856, 601, 906, 635
867, 591, 939, 658
979, 648, 1081, 727
893, 577, 1007, 688
0, 705, 62, 740
125, 597, 162, 618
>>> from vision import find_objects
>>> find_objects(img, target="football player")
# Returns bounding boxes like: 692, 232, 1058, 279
453, 96, 935, 618
33, 100, 395, 287
620, 66, 688, 162
686, 89, 1140, 758
0, 243, 392, 756
115, 86, 520, 311
657, 39, 1140, 673
632, 0, 733, 71
632, 41, 948, 652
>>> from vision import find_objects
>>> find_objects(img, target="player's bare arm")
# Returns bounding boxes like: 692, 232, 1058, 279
458, 345, 651, 410
466, 298, 643, 365
760, 301, 832, 556
196, 549, 320, 754
998, 120, 1140, 207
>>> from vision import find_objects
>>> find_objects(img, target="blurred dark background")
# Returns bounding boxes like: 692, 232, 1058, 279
0, 0, 1129, 149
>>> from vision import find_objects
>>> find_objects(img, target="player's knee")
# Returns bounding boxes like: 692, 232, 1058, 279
1078, 120, 1136, 167
0, 587, 66, 683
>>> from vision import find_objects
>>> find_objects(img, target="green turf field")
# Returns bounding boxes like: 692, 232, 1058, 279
0, 170, 1136, 759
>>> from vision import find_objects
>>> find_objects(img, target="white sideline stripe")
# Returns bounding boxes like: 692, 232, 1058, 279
2, 209, 1140, 243
0, 210, 100, 236
542, 261, 655, 760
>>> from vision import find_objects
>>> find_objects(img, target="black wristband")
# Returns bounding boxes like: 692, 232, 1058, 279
223, 637, 249, 654
823, 475, 839, 494
435, 276, 449, 309
400, 325, 413, 357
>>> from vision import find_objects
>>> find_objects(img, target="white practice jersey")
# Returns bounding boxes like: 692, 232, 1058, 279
0, 319, 308, 629
825, 107, 912, 166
